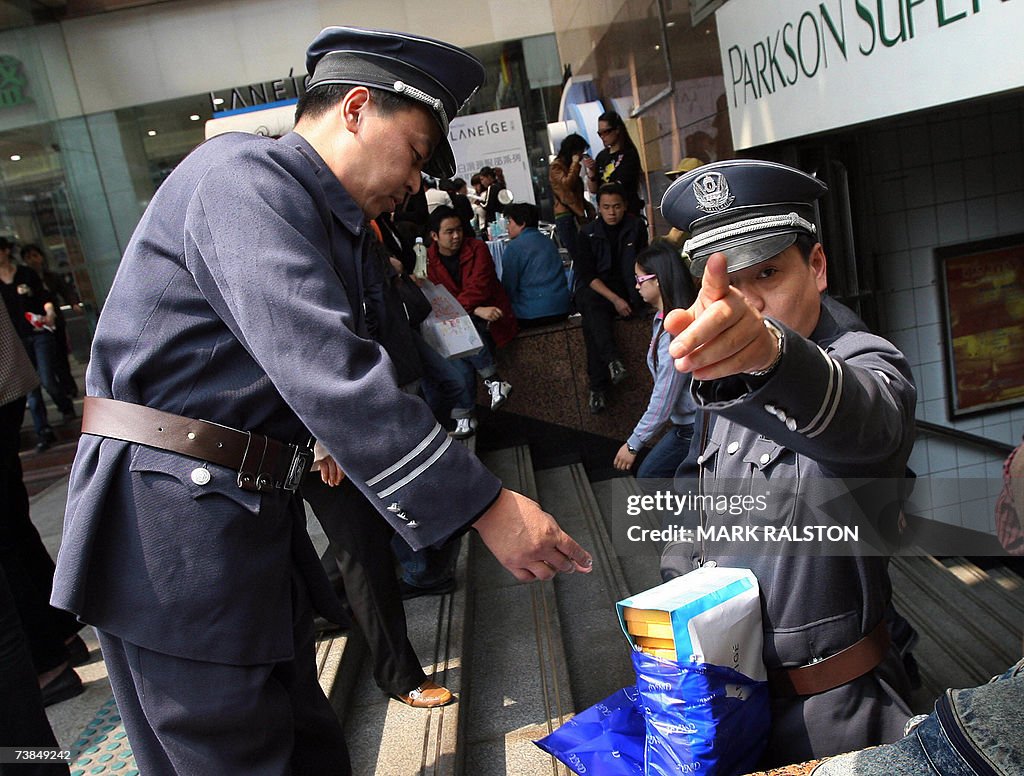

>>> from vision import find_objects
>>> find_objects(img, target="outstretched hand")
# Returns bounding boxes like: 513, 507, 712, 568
474, 488, 594, 582
663, 252, 778, 380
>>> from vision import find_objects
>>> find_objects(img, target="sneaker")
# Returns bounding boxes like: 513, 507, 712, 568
588, 390, 607, 414
485, 379, 512, 411
450, 417, 477, 439
35, 427, 55, 453
609, 360, 627, 385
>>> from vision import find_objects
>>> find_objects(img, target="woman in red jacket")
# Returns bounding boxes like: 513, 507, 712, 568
426, 205, 518, 416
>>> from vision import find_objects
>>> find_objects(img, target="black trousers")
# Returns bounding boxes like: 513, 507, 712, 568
0, 566, 68, 775
97, 568, 350, 776
302, 474, 426, 697
574, 286, 623, 391
0, 397, 80, 674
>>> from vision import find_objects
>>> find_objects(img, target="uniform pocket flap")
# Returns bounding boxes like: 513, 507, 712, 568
128, 444, 261, 513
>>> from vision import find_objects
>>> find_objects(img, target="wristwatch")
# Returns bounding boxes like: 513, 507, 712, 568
626, 443, 639, 455
746, 318, 784, 377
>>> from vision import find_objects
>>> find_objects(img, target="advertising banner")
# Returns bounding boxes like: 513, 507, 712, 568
716, 0, 1024, 149
448, 107, 535, 204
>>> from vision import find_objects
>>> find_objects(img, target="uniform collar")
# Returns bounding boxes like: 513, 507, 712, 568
280, 132, 364, 236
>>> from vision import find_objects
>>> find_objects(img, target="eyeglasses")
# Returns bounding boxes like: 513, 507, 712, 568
635, 273, 657, 286
596, 127, 616, 137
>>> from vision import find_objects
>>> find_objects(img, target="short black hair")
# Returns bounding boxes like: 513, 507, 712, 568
479, 166, 496, 178
596, 182, 627, 204
793, 233, 818, 263
294, 84, 410, 123
429, 205, 461, 235
505, 203, 538, 229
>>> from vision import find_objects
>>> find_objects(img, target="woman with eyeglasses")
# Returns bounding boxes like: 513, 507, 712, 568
613, 239, 699, 478
583, 111, 644, 217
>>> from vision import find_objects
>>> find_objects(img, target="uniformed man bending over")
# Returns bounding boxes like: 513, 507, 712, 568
660, 160, 916, 766
50, 27, 591, 775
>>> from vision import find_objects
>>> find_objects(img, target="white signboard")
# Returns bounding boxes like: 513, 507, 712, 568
716, 0, 1024, 150
448, 108, 535, 204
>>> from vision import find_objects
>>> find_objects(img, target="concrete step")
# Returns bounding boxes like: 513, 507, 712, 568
589, 475, 664, 595
467, 446, 573, 776
891, 555, 1024, 700
534, 464, 637, 711
341, 535, 470, 775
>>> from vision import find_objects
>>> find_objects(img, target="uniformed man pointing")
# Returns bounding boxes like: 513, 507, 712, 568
660, 160, 917, 766
51, 27, 591, 775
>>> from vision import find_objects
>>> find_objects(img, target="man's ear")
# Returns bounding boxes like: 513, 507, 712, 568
810, 242, 828, 293
340, 86, 371, 135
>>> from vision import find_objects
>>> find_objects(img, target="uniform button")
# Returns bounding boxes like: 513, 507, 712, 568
764, 404, 776, 414
190, 467, 211, 485
786, 418, 797, 431
727, 441, 740, 454
775, 409, 787, 421
759, 453, 771, 465
696, 455, 705, 465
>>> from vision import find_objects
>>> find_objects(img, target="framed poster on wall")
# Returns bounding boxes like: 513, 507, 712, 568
937, 234, 1024, 417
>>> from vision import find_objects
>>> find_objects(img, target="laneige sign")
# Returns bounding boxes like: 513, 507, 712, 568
716, 0, 1024, 149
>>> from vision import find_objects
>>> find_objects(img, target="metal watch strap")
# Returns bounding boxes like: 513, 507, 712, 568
746, 318, 784, 377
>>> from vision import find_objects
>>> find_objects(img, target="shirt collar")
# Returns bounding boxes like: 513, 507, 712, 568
280, 132, 364, 236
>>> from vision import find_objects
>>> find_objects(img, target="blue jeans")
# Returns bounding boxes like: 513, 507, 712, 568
554, 213, 579, 263
391, 534, 460, 588
22, 332, 73, 435
637, 424, 694, 480
414, 332, 475, 420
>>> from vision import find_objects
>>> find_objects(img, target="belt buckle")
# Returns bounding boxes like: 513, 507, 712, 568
283, 444, 313, 492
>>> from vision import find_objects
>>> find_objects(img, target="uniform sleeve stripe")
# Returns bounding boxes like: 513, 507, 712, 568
807, 356, 844, 439
366, 424, 444, 487
376, 434, 453, 499
797, 345, 836, 434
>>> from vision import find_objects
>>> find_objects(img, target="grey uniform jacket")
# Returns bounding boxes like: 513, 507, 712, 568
51, 131, 501, 666
662, 297, 917, 763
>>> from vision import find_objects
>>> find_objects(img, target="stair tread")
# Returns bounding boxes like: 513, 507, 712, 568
467, 446, 572, 776
342, 535, 469, 776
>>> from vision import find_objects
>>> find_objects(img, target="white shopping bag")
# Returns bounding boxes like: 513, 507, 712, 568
419, 280, 485, 359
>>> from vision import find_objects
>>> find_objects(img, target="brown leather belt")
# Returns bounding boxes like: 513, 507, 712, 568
82, 396, 312, 493
767, 620, 890, 698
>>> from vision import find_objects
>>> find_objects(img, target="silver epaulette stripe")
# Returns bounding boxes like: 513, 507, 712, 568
797, 345, 836, 434
366, 424, 444, 487
376, 434, 453, 499
807, 355, 844, 439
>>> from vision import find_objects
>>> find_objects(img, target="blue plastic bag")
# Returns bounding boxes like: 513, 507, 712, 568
535, 653, 769, 776
535, 687, 646, 775
633, 650, 770, 776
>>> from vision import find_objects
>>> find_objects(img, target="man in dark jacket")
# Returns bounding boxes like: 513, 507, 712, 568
574, 182, 649, 413
659, 160, 916, 767
52, 27, 591, 775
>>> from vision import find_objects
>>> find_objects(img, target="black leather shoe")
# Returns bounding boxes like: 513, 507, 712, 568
314, 615, 349, 637
398, 577, 456, 600
41, 666, 84, 707
65, 634, 91, 667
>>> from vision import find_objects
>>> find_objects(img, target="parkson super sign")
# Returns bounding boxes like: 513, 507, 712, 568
715, 0, 1023, 149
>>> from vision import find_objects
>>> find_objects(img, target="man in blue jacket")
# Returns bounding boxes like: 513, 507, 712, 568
500, 203, 570, 327
52, 26, 592, 775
